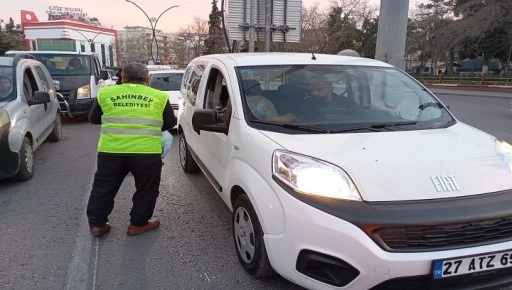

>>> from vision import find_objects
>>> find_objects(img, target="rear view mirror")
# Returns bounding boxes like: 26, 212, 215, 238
192, 109, 228, 134
100, 70, 110, 80
28, 91, 51, 106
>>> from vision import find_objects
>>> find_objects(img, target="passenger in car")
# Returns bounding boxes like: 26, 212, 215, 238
0, 76, 13, 99
243, 79, 296, 123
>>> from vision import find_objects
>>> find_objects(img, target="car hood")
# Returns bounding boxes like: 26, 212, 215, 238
162, 90, 180, 105
260, 123, 512, 202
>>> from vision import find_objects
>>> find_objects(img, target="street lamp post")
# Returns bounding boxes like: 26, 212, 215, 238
125, 0, 178, 64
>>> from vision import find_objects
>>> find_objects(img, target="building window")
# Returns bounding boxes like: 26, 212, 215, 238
80, 42, 86, 52
36, 39, 76, 52
101, 44, 106, 67
31, 40, 37, 50
91, 43, 96, 52
108, 45, 114, 67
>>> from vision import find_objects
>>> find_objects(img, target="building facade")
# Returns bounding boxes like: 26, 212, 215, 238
118, 26, 178, 65
20, 8, 120, 67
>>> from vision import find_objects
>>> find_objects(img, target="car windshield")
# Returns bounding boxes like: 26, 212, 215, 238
31, 54, 91, 76
0, 66, 15, 103
236, 65, 455, 133
149, 72, 184, 91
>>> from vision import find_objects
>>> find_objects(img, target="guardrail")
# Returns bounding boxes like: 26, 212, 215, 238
414, 75, 511, 87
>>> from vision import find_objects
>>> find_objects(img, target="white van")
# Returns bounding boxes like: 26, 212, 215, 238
177, 53, 512, 290
6, 51, 113, 117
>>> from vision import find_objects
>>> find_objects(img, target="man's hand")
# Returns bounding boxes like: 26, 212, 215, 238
268, 112, 296, 123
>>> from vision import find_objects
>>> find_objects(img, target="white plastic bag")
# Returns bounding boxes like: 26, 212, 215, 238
161, 131, 173, 159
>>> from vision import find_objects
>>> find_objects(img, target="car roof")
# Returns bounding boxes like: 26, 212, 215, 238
193, 52, 393, 68
149, 69, 186, 74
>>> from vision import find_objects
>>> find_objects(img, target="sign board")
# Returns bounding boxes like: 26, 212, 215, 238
48, 6, 88, 18
227, 0, 302, 43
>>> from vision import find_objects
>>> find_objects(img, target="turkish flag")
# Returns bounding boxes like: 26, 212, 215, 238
21, 10, 39, 24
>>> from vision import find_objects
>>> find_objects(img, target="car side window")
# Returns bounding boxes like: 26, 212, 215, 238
93, 57, 101, 77
33, 66, 50, 91
181, 66, 193, 91
22, 68, 40, 101
203, 67, 232, 127
186, 65, 204, 107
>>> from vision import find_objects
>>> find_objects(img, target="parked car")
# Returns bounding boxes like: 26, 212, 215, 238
0, 53, 62, 181
148, 69, 185, 121
177, 52, 512, 289
5, 51, 113, 118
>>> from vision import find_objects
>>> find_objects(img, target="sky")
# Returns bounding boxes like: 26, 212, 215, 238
1, 0, 424, 33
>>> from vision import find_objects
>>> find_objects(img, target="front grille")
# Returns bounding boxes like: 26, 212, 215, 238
57, 90, 71, 100
171, 104, 179, 110
372, 216, 512, 252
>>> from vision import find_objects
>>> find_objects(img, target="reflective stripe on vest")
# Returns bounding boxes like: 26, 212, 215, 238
102, 116, 163, 127
101, 127, 162, 136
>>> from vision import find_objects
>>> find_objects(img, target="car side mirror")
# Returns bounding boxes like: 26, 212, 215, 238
100, 70, 110, 81
28, 91, 51, 105
192, 109, 228, 135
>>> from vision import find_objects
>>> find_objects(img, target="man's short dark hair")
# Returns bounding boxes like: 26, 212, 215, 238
122, 63, 148, 83
0, 75, 11, 81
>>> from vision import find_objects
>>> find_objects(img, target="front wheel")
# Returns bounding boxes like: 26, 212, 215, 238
233, 194, 276, 277
11, 136, 34, 181
178, 133, 200, 173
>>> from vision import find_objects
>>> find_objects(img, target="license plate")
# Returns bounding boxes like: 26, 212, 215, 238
432, 250, 512, 279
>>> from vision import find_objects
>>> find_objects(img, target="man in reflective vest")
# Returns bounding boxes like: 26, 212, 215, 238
87, 62, 177, 237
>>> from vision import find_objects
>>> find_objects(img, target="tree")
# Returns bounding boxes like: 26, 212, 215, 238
448, 0, 512, 73
179, 17, 209, 58
407, 0, 454, 75
204, 0, 226, 54
0, 18, 24, 55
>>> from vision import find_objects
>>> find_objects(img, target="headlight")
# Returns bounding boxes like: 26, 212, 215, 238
496, 139, 512, 173
76, 85, 91, 99
0, 109, 10, 127
272, 150, 362, 201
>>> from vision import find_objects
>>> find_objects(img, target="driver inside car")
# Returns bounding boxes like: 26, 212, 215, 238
306, 80, 359, 109
0, 75, 13, 99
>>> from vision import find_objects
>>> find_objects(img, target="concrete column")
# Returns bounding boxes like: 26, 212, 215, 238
375, 0, 410, 70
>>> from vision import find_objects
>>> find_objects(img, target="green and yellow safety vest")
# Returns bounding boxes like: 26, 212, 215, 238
97, 83, 168, 154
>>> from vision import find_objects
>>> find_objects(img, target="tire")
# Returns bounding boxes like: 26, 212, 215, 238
233, 194, 276, 277
178, 133, 200, 173
46, 113, 62, 142
11, 137, 34, 181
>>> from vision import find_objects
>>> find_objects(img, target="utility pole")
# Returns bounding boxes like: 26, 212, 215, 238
375, 0, 409, 70
249, 0, 255, 52
264, 0, 271, 52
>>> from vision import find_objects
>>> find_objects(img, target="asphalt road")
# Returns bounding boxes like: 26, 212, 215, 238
0, 91, 511, 290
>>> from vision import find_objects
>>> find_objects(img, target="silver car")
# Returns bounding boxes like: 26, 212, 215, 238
0, 53, 63, 181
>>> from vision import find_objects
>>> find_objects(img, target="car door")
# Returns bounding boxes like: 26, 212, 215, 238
91, 56, 102, 98
33, 64, 58, 129
193, 61, 234, 193
181, 62, 206, 153
21, 65, 47, 148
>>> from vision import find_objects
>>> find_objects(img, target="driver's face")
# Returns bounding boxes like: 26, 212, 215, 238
310, 82, 333, 101
0, 78, 12, 93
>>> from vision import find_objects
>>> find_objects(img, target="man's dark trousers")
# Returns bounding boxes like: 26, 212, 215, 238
87, 153, 162, 227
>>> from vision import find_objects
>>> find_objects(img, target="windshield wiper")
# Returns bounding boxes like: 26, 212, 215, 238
250, 120, 329, 133
330, 121, 418, 133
